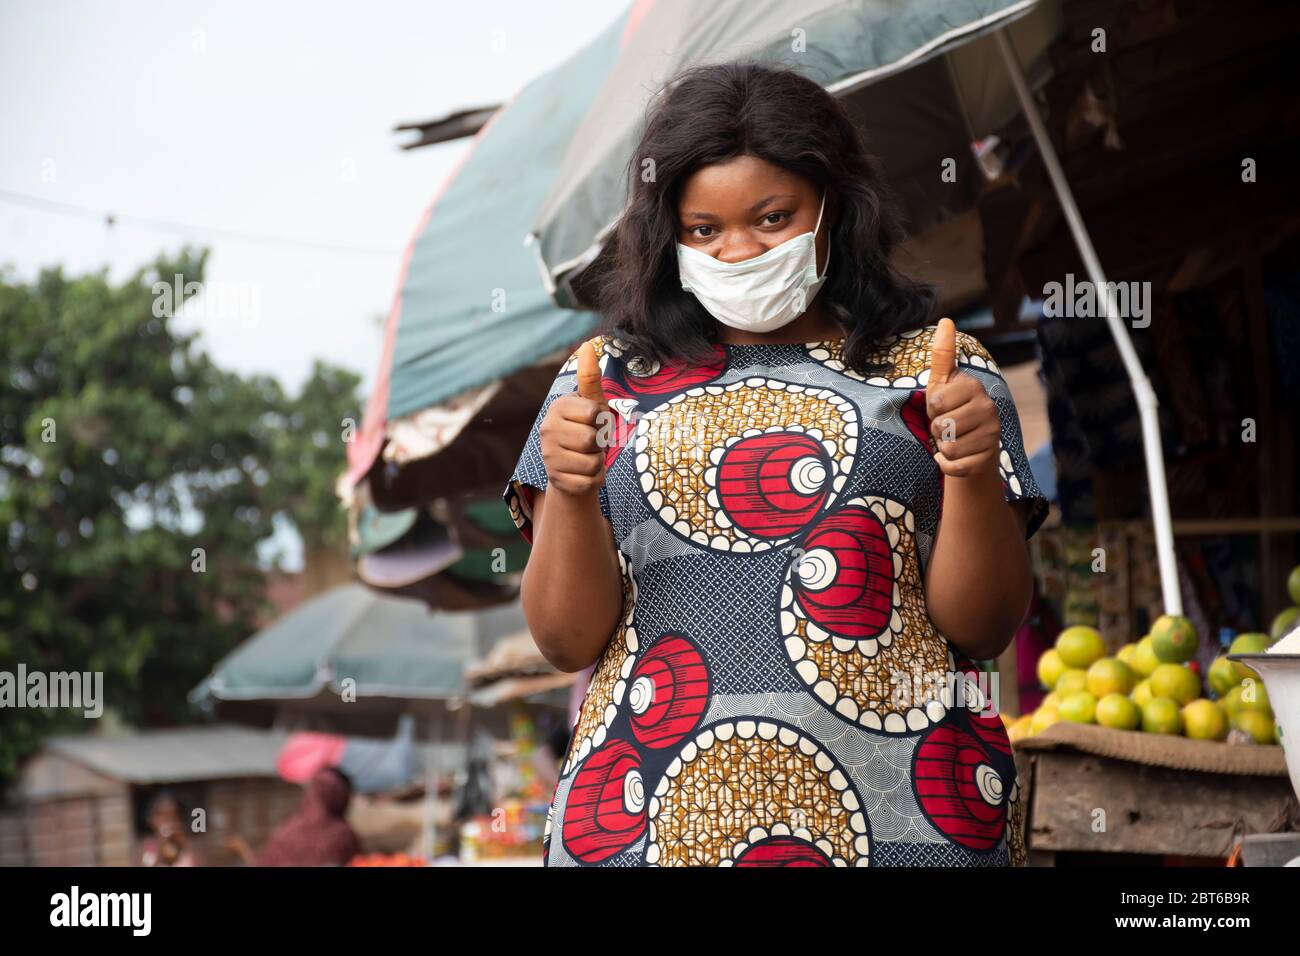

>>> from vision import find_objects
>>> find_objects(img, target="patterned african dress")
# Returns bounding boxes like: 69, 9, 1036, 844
502, 325, 1049, 867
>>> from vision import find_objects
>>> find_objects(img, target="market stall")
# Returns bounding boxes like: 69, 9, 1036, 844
454, 634, 575, 865
1004, 563, 1300, 864
1014, 721, 1294, 863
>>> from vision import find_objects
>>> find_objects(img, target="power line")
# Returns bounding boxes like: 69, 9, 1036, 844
0, 187, 403, 257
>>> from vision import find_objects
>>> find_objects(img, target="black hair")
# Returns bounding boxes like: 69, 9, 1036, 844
323, 766, 353, 794
147, 789, 185, 818
592, 60, 936, 375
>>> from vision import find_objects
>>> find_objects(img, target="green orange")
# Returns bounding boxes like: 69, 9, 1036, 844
1237, 678, 1272, 713
1272, 606, 1300, 641
1086, 657, 1137, 697
1130, 636, 1161, 677
1222, 685, 1246, 720
1141, 697, 1183, 735
1151, 614, 1199, 663
1058, 691, 1098, 724
1182, 699, 1228, 741
1096, 693, 1141, 730
1207, 656, 1238, 697
1030, 707, 1060, 735
1149, 663, 1201, 706
1056, 626, 1106, 669
1037, 648, 1067, 690
1232, 709, 1277, 745
1130, 678, 1154, 709
1054, 668, 1089, 699
1228, 633, 1272, 683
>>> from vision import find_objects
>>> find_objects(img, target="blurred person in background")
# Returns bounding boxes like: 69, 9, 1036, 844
140, 791, 202, 866
226, 767, 360, 866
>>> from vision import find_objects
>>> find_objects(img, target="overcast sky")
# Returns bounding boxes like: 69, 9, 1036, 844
0, 0, 623, 569
0, 0, 622, 396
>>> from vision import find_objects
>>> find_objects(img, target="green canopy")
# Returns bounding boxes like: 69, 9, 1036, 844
190, 583, 527, 704
381, 6, 633, 423
530, 0, 1062, 305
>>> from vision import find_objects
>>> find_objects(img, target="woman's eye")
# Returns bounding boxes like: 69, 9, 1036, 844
690, 225, 715, 239
763, 212, 789, 226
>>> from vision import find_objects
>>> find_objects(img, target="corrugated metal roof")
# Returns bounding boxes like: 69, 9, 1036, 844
46, 725, 289, 784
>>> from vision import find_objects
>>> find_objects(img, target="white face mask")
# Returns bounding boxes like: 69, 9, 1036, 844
677, 190, 830, 334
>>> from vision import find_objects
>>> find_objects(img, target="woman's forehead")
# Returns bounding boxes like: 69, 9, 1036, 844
677, 156, 811, 209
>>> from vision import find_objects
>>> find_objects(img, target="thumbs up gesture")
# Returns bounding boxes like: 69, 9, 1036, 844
539, 340, 612, 499
576, 339, 608, 408
925, 318, 1000, 479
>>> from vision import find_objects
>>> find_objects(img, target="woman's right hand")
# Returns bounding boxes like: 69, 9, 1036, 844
539, 393, 609, 499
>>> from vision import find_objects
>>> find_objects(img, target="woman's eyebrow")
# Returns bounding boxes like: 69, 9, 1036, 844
682, 193, 799, 221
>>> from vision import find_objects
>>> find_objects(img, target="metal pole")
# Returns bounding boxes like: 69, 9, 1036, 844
425, 712, 439, 860
994, 29, 1183, 616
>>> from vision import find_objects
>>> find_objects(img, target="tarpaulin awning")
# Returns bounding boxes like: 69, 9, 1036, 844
529, 0, 1062, 306
190, 583, 527, 705
343, 3, 644, 491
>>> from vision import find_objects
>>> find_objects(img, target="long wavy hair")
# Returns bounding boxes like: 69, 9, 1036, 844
591, 60, 936, 375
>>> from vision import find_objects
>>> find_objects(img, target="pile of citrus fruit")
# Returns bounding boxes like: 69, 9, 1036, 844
1269, 564, 1300, 642
1004, 615, 1283, 746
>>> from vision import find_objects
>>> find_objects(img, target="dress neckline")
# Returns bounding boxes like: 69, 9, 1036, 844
723, 335, 846, 350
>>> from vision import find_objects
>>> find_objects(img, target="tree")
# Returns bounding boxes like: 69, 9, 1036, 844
0, 246, 362, 782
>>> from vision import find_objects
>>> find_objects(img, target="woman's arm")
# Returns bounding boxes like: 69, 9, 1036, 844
523, 488, 623, 672
921, 320, 1033, 660
520, 393, 625, 673
925, 471, 1032, 660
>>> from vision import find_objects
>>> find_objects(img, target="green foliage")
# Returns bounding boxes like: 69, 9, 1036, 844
0, 247, 362, 783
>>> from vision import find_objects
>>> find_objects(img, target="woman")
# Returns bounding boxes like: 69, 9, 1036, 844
227, 767, 360, 866
502, 62, 1048, 867
139, 791, 200, 867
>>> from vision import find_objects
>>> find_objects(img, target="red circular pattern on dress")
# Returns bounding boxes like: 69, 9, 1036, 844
956, 662, 1014, 757
562, 739, 646, 864
794, 504, 894, 638
588, 379, 636, 471
911, 668, 1014, 852
717, 432, 832, 539
901, 390, 933, 449
628, 635, 710, 750
734, 836, 833, 867
902, 389, 945, 515
623, 346, 727, 395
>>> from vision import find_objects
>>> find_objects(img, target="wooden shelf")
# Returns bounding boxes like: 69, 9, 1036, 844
1172, 517, 1300, 536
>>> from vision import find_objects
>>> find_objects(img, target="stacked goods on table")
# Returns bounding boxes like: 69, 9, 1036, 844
1274, 565, 1300, 642
1002, 597, 1293, 747
458, 797, 547, 862
347, 852, 427, 867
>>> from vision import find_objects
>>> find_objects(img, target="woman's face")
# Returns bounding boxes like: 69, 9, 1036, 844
675, 154, 830, 274
149, 798, 182, 837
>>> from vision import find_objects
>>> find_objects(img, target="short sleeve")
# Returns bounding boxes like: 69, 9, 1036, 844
952, 330, 1051, 539
501, 336, 613, 545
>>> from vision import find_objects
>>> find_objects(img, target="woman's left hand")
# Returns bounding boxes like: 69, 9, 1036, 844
925, 321, 1001, 480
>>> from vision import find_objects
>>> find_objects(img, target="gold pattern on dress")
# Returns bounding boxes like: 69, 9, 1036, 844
646, 719, 869, 867
633, 379, 857, 552
781, 495, 953, 733
807, 326, 1002, 386
558, 334, 612, 373
561, 549, 639, 775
